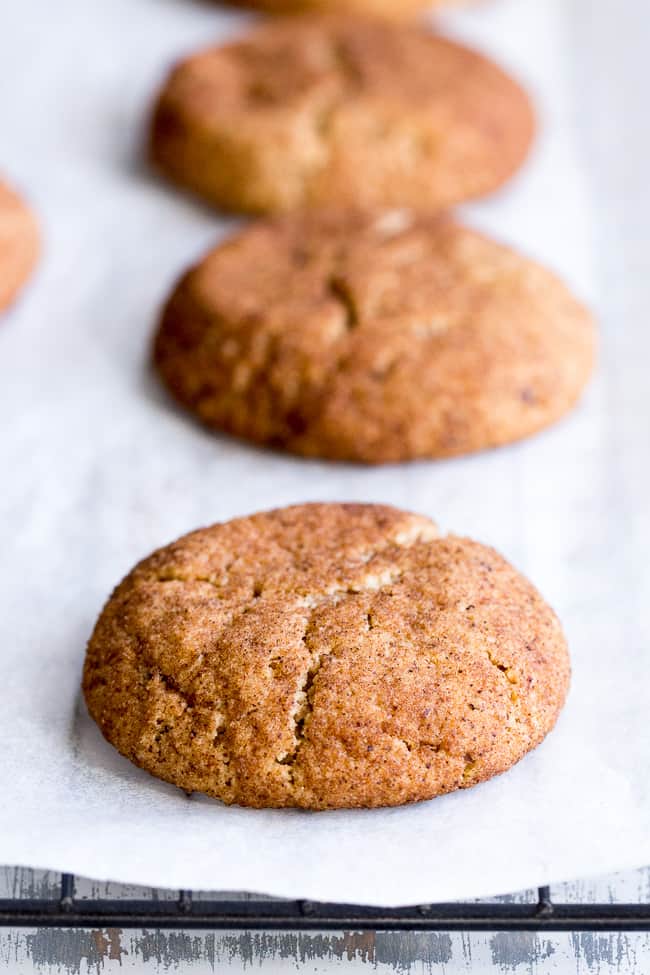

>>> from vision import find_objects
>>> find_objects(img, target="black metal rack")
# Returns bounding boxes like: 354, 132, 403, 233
1, 876, 650, 931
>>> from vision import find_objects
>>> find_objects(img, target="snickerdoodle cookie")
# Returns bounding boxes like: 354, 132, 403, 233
153, 210, 595, 463
83, 503, 570, 810
0, 181, 38, 313
225, 0, 441, 18
149, 16, 534, 214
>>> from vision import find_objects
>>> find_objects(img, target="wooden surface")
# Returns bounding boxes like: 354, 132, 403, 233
1, 867, 650, 972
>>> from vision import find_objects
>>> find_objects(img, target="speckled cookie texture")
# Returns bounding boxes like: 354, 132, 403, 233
149, 15, 534, 214
0, 181, 38, 313
83, 503, 570, 810
154, 210, 596, 463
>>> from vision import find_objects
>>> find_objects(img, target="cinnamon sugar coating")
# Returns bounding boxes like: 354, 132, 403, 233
83, 503, 570, 809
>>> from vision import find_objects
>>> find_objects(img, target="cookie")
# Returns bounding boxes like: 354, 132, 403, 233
153, 210, 595, 463
83, 503, 570, 810
0, 181, 39, 313
225, 0, 434, 18
149, 16, 534, 214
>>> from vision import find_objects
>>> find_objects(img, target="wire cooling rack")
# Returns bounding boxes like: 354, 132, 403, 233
1, 875, 650, 930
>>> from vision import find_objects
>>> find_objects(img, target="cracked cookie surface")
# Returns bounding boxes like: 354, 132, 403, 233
149, 15, 534, 214
0, 181, 38, 313
154, 210, 595, 463
83, 503, 570, 809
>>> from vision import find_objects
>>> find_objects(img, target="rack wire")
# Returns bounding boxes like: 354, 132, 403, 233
1, 876, 650, 930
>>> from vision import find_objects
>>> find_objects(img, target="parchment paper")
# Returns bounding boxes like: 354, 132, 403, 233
0, 0, 648, 905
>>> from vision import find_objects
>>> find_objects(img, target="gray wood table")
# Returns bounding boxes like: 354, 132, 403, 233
1, 866, 650, 972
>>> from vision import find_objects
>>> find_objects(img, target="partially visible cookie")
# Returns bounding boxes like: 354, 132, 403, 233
149, 16, 534, 214
0, 182, 38, 313
83, 502, 570, 810
225, 0, 433, 18
153, 210, 595, 463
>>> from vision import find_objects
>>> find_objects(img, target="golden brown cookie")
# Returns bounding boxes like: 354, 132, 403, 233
149, 16, 534, 214
153, 210, 596, 464
83, 503, 570, 810
225, 0, 434, 18
0, 181, 39, 313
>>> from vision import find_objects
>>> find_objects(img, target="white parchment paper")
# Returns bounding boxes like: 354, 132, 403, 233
1, 0, 648, 905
